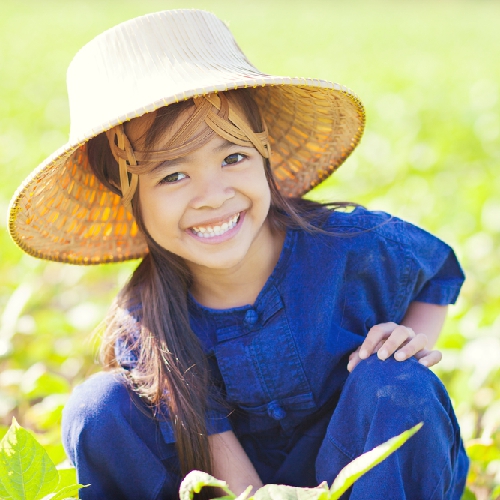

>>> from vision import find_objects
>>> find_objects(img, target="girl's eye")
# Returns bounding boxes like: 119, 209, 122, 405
159, 172, 187, 184
222, 153, 246, 166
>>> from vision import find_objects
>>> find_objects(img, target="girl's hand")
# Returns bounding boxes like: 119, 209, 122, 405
347, 322, 442, 372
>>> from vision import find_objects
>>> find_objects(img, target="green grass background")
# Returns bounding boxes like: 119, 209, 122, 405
1, 1, 500, 497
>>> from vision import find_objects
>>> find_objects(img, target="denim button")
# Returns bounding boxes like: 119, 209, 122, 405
267, 401, 286, 420
244, 309, 258, 326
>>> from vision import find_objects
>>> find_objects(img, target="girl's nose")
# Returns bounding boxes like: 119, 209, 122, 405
189, 170, 235, 210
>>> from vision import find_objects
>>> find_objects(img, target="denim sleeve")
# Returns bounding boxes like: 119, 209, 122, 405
397, 219, 465, 305
159, 397, 232, 444
157, 375, 232, 442
116, 337, 232, 439
206, 402, 233, 435
324, 208, 465, 332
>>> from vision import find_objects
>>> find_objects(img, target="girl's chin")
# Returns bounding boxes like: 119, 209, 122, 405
187, 250, 250, 272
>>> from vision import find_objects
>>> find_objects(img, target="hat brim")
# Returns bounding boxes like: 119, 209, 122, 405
9, 78, 364, 265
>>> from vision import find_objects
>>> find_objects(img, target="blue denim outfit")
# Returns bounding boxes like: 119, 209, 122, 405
62, 208, 469, 499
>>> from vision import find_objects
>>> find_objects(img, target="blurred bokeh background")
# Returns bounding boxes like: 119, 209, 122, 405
1, 1, 499, 497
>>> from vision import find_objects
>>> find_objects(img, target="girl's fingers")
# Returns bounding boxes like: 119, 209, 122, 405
393, 333, 428, 361
415, 349, 443, 367
377, 325, 417, 360
358, 322, 398, 359
353, 323, 438, 371
349, 346, 442, 372
348, 340, 385, 371
347, 351, 361, 372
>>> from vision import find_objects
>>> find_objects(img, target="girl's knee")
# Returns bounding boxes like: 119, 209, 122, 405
63, 372, 131, 424
347, 355, 449, 411
62, 372, 136, 457
335, 356, 457, 453
317, 357, 466, 493
62, 372, 181, 499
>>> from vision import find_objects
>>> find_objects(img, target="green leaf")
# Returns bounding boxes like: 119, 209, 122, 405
47, 482, 89, 500
329, 423, 423, 499
253, 482, 330, 500
214, 485, 254, 500
179, 470, 234, 500
40, 443, 67, 468
0, 417, 58, 500
0, 467, 10, 498
234, 485, 254, 500
55, 468, 77, 491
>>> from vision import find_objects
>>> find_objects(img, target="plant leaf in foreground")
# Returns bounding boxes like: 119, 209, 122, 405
0, 417, 58, 500
55, 468, 76, 490
233, 484, 254, 500
329, 422, 423, 499
179, 470, 235, 500
253, 482, 330, 500
48, 482, 89, 500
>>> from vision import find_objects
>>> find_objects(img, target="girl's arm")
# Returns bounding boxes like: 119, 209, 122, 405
209, 430, 263, 495
400, 301, 447, 348
347, 302, 447, 372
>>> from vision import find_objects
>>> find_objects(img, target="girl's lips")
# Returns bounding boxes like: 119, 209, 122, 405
188, 211, 245, 244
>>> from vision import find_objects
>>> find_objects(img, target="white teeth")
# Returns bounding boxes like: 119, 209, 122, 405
191, 213, 240, 238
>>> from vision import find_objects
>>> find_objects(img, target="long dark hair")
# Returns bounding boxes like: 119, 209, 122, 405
87, 89, 351, 478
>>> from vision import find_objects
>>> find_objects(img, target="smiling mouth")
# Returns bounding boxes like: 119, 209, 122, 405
190, 213, 241, 238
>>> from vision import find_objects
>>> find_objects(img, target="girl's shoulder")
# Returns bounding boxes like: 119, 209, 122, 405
321, 206, 449, 250
306, 206, 464, 308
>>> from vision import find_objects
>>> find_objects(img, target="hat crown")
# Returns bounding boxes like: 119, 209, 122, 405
67, 9, 261, 143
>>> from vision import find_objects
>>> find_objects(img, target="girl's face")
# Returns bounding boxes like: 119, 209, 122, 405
132, 110, 273, 274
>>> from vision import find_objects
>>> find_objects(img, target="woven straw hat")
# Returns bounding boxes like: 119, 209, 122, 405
9, 9, 365, 265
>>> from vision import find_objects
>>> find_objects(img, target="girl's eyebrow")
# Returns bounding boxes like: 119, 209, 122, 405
212, 138, 238, 153
150, 157, 185, 175
149, 139, 241, 174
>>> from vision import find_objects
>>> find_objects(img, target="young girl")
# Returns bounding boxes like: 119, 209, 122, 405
9, 9, 468, 500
